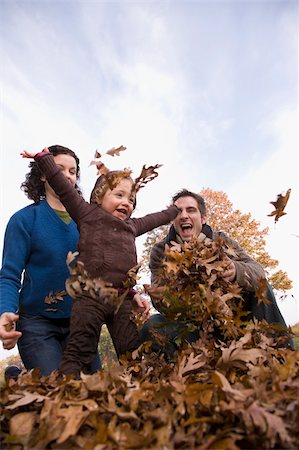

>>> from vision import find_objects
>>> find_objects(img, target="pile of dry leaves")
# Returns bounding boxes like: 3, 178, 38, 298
1, 238, 298, 449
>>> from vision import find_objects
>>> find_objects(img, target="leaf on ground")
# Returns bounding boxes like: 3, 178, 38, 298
56, 405, 90, 444
6, 392, 46, 409
9, 411, 37, 438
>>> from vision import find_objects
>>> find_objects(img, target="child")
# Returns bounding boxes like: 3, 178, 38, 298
22, 148, 179, 377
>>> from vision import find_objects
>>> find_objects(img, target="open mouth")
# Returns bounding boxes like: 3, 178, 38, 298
181, 223, 193, 231
116, 208, 128, 218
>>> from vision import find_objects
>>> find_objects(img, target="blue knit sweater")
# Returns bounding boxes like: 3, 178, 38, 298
0, 200, 79, 318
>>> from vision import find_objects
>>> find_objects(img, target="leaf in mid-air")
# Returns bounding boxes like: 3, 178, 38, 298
90, 145, 127, 175
267, 189, 291, 223
106, 145, 126, 157
256, 278, 272, 305
134, 164, 162, 191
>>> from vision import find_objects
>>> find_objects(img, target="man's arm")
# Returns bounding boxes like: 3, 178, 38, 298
149, 239, 167, 285
219, 233, 265, 291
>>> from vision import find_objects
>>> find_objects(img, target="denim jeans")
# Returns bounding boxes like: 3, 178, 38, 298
16, 314, 101, 376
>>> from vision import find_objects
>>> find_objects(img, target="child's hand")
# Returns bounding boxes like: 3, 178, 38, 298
133, 293, 151, 320
20, 151, 37, 159
20, 148, 50, 159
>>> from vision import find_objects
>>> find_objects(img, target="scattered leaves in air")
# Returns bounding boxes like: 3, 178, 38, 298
1, 238, 298, 449
89, 145, 162, 200
90, 145, 127, 176
267, 188, 291, 223
44, 290, 67, 312
44, 290, 67, 304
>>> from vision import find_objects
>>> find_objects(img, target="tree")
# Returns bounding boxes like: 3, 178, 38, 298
141, 188, 292, 292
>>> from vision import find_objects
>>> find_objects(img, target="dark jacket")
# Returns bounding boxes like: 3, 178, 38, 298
36, 153, 179, 287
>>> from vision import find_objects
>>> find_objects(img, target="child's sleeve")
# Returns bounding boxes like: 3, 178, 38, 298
34, 153, 89, 223
131, 205, 179, 237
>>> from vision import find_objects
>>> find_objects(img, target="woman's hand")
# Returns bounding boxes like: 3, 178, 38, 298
0, 313, 22, 350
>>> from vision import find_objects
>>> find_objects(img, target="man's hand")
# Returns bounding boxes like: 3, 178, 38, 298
0, 313, 22, 350
222, 258, 236, 282
132, 293, 151, 320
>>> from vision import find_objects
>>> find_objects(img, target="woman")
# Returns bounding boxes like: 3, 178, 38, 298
0, 145, 101, 375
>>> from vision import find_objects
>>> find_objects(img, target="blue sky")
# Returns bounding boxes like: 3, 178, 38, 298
0, 0, 298, 357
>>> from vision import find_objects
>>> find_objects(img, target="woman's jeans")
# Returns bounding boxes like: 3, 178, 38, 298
17, 314, 101, 376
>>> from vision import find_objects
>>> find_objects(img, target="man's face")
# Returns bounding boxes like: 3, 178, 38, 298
173, 196, 206, 242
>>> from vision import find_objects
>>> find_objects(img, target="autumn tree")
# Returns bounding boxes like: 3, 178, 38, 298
141, 188, 292, 292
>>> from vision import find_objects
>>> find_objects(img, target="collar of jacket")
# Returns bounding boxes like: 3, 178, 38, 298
165, 223, 213, 244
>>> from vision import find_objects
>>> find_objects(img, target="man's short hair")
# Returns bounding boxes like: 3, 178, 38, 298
172, 189, 206, 217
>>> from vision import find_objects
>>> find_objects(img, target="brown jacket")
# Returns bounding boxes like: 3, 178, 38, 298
36, 153, 179, 287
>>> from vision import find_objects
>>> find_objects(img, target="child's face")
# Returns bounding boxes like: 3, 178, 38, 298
101, 178, 135, 220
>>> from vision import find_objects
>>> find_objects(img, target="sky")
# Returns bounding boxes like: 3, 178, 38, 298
0, 0, 298, 360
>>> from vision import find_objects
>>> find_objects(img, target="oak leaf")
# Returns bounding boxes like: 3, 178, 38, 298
9, 411, 37, 438
134, 164, 162, 192
256, 278, 272, 305
268, 189, 291, 223
177, 352, 206, 377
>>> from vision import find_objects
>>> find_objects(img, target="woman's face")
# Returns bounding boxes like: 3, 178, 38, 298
101, 178, 135, 220
42, 153, 78, 197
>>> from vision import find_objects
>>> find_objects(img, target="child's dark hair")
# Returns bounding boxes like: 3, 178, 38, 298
172, 189, 206, 217
21, 145, 81, 204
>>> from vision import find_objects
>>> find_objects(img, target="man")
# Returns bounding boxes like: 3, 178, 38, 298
141, 189, 290, 355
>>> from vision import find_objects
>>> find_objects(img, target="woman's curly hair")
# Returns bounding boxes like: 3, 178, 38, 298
21, 145, 82, 203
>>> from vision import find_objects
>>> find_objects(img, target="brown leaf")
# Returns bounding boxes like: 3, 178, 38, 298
6, 392, 46, 409
56, 405, 90, 444
217, 334, 265, 370
90, 146, 127, 176
267, 189, 291, 223
134, 164, 162, 192
243, 401, 292, 446
256, 278, 272, 305
106, 145, 126, 157
177, 352, 206, 377
44, 289, 67, 304
9, 411, 37, 438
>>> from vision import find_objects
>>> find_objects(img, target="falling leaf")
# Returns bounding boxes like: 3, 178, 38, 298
256, 278, 272, 305
106, 145, 126, 157
134, 164, 162, 192
89, 146, 127, 176
267, 189, 291, 223
44, 289, 67, 304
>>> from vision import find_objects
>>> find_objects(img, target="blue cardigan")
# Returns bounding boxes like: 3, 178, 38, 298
0, 200, 79, 318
